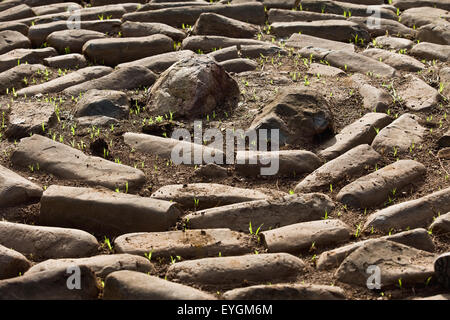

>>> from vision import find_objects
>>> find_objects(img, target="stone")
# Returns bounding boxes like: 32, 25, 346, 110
117, 50, 196, 74
349, 16, 416, 38
76, 116, 119, 128
17, 66, 112, 96
307, 63, 346, 77
184, 193, 335, 232
410, 42, 450, 62
294, 144, 381, 193
151, 183, 285, 210
240, 44, 288, 58
218, 58, 258, 73
362, 48, 425, 72
319, 112, 392, 160
430, 212, 450, 234
166, 253, 306, 287
336, 160, 426, 208
364, 187, 450, 232
261, 219, 352, 253
286, 33, 355, 52
26, 254, 154, 278
235, 150, 322, 177
335, 239, 435, 288
0, 221, 99, 260
0, 4, 34, 22
268, 8, 346, 24
393, 0, 450, 10
123, 3, 265, 27
399, 74, 439, 111
123, 132, 225, 164
0, 48, 57, 73
316, 228, 436, 270
222, 283, 346, 300
440, 67, 450, 98
0, 244, 31, 280
103, 271, 215, 300
0, 164, 42, 207
137, 2, 209, 11
0, 266, 99, 300
47, 29, 106, 54
373, 36, 414, 50
120, 21, 186, 41
28, 20, 121, 47
434, 252, 450, 289
147, 56, 239, 118
371, 113, 427, 154
0, 30, 30, 55
207, 46, 239, 62
5, 101, 56, 139
417, 23, 450, 45
400, 7, 450, 28
40, 185, 181, 236
351, 74, 391, 112
82, 34, 173, 66
75, 89, 129, 119
11, 135, 146, 192
182, 35, 268, 53
31, 2, 82, 16
0, 22, 29, 36
63, 66, 157, 96
272, 20, 370, 42
249, 87, 333, 145
43, 53, 87, 69
194, 163, 228, 178
114, 229, 251, 259
192, 13, 259, 38
324, 50, 397, 77
0, 63, 46, 92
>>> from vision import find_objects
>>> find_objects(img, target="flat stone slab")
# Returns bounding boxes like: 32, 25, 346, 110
0, 164, 42, 208
351, 74, 391, 112
117, 50, 196, 74
0, 221, 99, 260
336, 160, 426, 208
261, 219, 351, 253
182, 35, 268, 53
17, 66, 112, 96
364, 187, 450, 232
0, 48, 57, 73
349, 16, 416, 38
63, 66, 157, 96
120, 21, 186, 41
324, 50, 397, 77
268, 8, 346, 24
5, 101, 56, 139
40, 185, 181, 236
397, 75, 440, 111
192, 12, 259, 39
294, 144, 381, 193
75, 89, 129, 119
11, 134, 146, 191
393, 0, 450, 10
47, 29, 106, 54
103, 271, 215, 300
373, 36, 414, 50
371, 113, 427, 154
362, 48, 425, 72
317, 228, 436, 270
166, 253, 306, 287
82, 34, 174, 66
185, 193, 335, 232
114, 229, 251, 259
235, 150, 322, 177
219, 58, 258, 73
410, 42, 450, 62
0, 244, 31, 280
286, 33, 355, 52
429, 212, 450, 234
319, 112, 392, 160
272, 20, 369, 42
0, 30, 30, 55
222, 283, 346, 300
26, 254, 154, 279
335, 239, 436, 288
43, 53, 87, 69
400, 7, 450, 28
0, 266, 99, 300
307, 63, 346, 77
417, 23, 450, 45
123, 132, 225, 165
151, 183, 285, 210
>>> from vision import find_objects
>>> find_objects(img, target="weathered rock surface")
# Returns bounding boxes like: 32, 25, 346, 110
114, 229, 251, 259
0, 164, 42, 207
182, 35, 268, 53
268, 8, 346, 24
0, 62, 46, 91
166, 253, 306, 287
120, 21, 186, 41
219, 58, 258, 73
103, 271, 215, 300
430, 212, 450, 234
0, 244, 31, 280
75, 89, 129, 119
397, 75, 440, 111
417, 23, 450, 45
0, 48, 57, 73
286, 33, 355, 52
11, 135, 145, 191
43, 53, 87, 69
40, 185, 181, 236
47, 29, 106, 54
185, 193, 335, 232
374, 36, 414, 50
351, 74, 391, 112
193, 13, 259, 38
0, 221, 99, 260
0, 30, 30, 55
410, 42, 450, 61
294, 144, 381, 193
362, 48, 425, 72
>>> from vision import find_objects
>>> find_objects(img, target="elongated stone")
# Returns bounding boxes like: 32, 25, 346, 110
429, 212, 450, 234
0, 245, 31, 280
185, 193, 335, 232
397, 75, 440, 111
0, 164, 42, 208
362, 48, 425, 72
286, 33, 355, 52
336, 160, 426, 208
114, 229, 251, 259
40, 185, 181, 236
